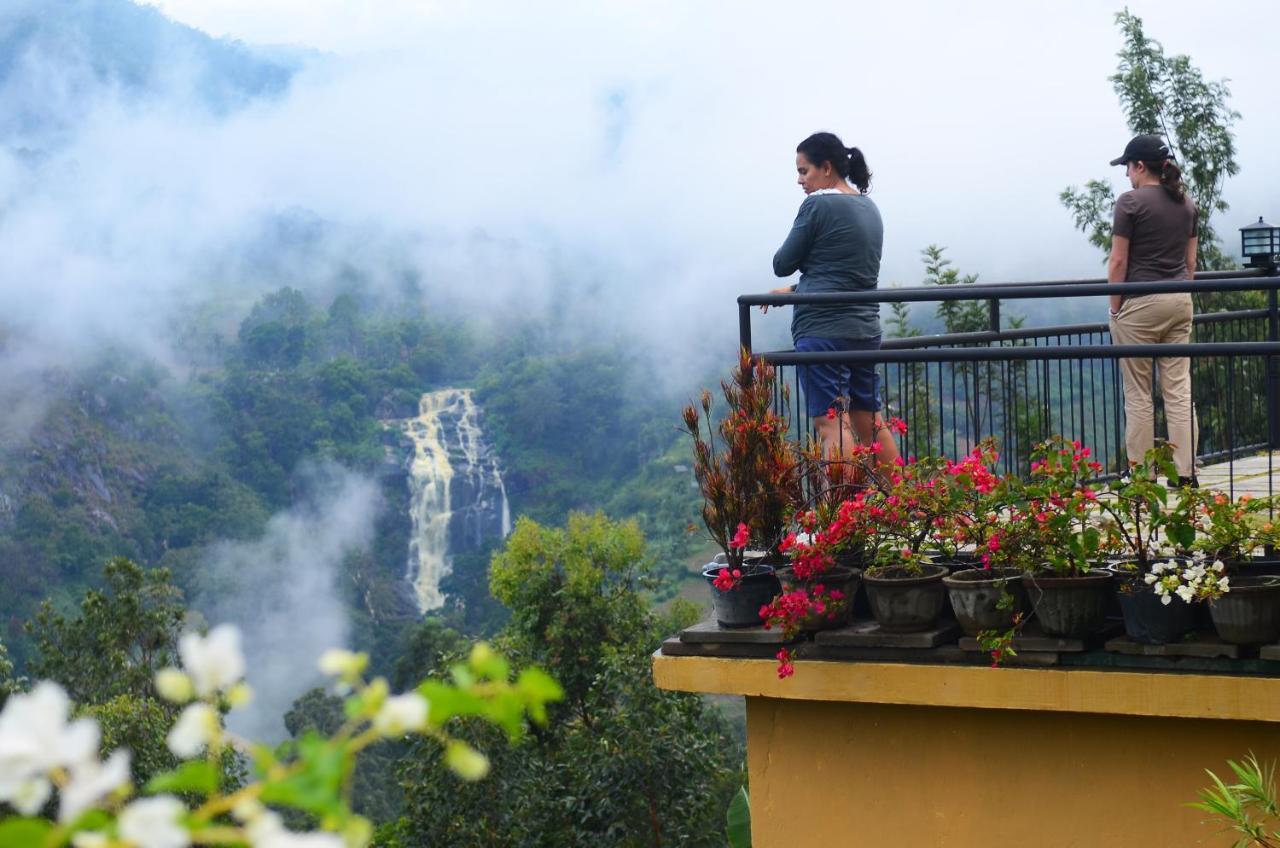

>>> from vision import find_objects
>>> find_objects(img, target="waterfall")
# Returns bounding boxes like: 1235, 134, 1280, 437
397, 389, 511, 613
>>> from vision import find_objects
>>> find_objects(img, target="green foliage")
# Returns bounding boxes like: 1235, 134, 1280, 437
26, 558, 185, 705
1061, 9, 1245, 299
490, 513, 650, 715
727, 786, 751, 848
390, 513, 742, 848
1191, 753, 1280, 847
83, 695, 180, 787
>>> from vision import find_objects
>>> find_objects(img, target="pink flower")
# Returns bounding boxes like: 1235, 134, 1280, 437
731, 522, 750, 549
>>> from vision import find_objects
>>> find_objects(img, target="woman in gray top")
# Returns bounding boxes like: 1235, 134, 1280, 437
767, 131, 900, 466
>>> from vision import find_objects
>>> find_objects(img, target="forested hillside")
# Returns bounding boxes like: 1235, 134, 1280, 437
0, 285, 704, 669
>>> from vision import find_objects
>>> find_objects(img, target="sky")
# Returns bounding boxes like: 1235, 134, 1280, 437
138, 0, 1279, 290
2, 0, 1276, 400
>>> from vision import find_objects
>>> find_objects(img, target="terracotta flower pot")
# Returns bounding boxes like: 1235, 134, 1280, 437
863, 563, 949, 633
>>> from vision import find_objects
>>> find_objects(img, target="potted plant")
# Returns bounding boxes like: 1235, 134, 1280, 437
1019, 437, 1116, 639
936, 441, 1032, 637
682, 350, 797, 626
859, 448, 953, 632
774, 437, 876, 604
1097, 445, 1200, 644
1185, 489, 1280, 572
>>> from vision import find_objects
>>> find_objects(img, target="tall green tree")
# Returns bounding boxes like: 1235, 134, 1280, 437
388, 512, 741, 847
26, 557, 185, 705
1061, 10, 1242, 279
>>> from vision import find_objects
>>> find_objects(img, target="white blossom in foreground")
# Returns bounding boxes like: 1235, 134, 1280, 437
154, 668, 195, 704
373, 693, 429, 737
60, 749, 131, 823
70, 832, 110, 848
0, 681, 100, 812
179, 624, 246, 698
246, 810, 345, 848
167, 703, 220, 758
118, 796, 190, 848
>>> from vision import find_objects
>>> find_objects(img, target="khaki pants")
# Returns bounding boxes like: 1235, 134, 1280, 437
1109, 293, 1198, 477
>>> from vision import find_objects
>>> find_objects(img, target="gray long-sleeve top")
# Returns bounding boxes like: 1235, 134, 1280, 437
772, 191, 883, 341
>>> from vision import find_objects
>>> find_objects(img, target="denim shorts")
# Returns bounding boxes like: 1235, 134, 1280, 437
794, 336, 883, 418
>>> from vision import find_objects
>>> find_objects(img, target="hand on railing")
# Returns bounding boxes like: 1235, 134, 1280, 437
760, 286, 794, 314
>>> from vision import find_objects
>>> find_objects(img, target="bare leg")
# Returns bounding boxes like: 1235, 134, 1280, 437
849, 410, 901, 471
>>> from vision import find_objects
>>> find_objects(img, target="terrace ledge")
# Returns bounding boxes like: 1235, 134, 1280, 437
652, 651, 1280, 723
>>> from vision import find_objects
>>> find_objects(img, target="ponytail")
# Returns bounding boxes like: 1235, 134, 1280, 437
1148, 159, 1186, 203
846, 146, 872, 194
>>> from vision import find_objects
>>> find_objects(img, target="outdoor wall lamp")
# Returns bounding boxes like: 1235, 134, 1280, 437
1242, 216, 1280, 270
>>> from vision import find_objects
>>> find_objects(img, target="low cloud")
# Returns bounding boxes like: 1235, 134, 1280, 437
195, 462, 380, 741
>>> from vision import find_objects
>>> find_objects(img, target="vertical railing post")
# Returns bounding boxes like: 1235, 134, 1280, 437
738, 300, 753, 359
1268, 286, 1279, 449
988, 298, 1001, 334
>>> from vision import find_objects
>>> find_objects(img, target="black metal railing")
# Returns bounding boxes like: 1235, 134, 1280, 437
739, 270, 1280, 495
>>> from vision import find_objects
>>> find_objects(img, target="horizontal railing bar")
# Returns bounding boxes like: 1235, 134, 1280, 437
739, 275, 1280, 306
758, 341, 1280, 365
880, 308, 1271, 350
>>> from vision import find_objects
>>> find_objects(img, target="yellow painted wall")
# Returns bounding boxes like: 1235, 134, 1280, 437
652, 654, 1280, 847
746, 696, 1279, 848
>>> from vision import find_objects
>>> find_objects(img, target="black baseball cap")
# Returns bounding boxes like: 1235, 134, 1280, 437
1110, 134, 1173, 166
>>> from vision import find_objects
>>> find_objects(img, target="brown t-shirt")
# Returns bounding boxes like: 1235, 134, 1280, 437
1112, 185, 1198, 282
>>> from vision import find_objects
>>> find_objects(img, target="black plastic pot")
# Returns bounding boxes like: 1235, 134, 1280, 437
702, 563, 782, 628
863, 563, 949, 633
1024, 570, 1114, 639
1210, 576, 1280, 645
1116, 585, 1197, 644
942, 568, 1027, 637
776, 566, 862, 631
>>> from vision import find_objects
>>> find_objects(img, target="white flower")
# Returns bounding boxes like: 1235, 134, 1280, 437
1213, 560, 1226, 573
155, 669, 195, 704
1220, 577, 1230, 593
1160, 593, 1173, 606
118, 796, 190, 848
247, 811, 345, 848
60, 749, 131, 823
3, 776, 52, 815
372, 694, 429, 737
179, 625, 246, 698
1175, 585, 1196, 604
0, 682, 100, 800
167, 703, 220, 758
1143, 573, 1158, 585
71, 833, 110, 848
317, 649, 366, 680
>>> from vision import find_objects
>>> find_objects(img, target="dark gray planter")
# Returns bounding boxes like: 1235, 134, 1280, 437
943, 568, 1027, 637
702, 563, 781, 628
777, 566, 861, 631
1116, 585, 1197, 644
863, 564, 949, 633
1024, 570, 1114, 639
1210, 576, 1280, 645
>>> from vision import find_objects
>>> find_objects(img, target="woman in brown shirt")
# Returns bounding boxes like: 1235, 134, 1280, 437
1106, 133, 1199, 485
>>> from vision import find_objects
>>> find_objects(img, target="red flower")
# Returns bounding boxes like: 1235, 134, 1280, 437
888, 417, 908, 435
731, 521, 751, 549
776, 648, 795, 679
712, 568, 741, 592
826, 407, 837, 420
